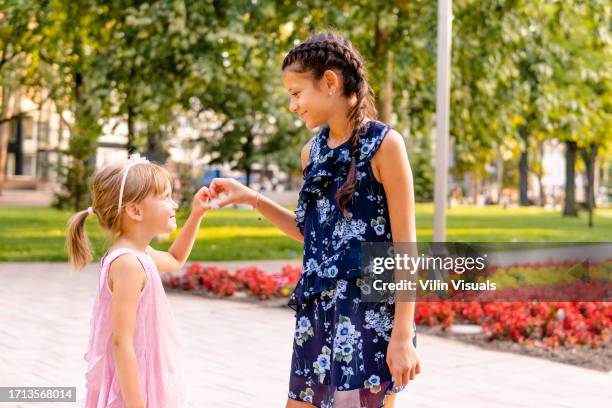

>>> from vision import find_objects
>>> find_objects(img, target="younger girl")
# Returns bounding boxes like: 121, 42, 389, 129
67, 154, 215, 407
208, 32, 421, 408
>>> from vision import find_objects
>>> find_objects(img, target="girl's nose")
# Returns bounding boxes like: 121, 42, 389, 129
289, 100, 299, 113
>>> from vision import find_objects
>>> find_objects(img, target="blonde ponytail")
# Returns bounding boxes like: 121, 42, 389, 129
66, 209, 93, 271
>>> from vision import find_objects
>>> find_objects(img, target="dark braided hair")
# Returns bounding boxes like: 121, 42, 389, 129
282, 32, 377, 216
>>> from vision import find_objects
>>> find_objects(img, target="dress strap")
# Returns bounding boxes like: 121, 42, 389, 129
357, 121, 390, 163
99, 248, 150, 290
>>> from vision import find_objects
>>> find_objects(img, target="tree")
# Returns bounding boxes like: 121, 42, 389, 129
0, 0, 47, 194
545, 0, 611, 219
27, 0, 107, 210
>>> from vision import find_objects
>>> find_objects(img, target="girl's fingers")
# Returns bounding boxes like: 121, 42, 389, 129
207, 184, 217, 198
198, 187, 211, 200
216, 196, 233, 208
415, 360, 421, 375
208, 179, 224, 198
402, 370, 411, 386
409, 365, 416, 380
393, 370, 405, 388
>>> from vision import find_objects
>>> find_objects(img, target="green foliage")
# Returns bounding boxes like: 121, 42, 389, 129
409, 132, 434, 202
3, 0, 609, 208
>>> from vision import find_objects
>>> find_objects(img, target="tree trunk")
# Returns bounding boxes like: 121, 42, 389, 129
245, 164, 252, 188
518, 127, 529, 206
127, 104, 137, 154
581, 145, 598, 211
74, 71, 85, 211
374, 12, 393, 124
537, 173, 545, 207
495, 149, 504, 204
376, 50, 393, 124
601, 161, 609, 208
581, 143, 598, 227
0, 86, 12, 195
563, 140, 578, 217
536, 140, 546, 206
242, 131, 254, 188
145, 127, 168, 164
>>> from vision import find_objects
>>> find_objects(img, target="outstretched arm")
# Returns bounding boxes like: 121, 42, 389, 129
250, 190, 305, 243
208, 139, 314, 243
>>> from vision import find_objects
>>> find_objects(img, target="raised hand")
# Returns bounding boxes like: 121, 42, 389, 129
191, 186, 219, 217
208, 178, 257, 208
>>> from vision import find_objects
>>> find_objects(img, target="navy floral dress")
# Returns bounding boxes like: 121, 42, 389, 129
288, 120, 417, 408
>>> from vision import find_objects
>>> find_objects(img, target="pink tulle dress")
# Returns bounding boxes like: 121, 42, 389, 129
84, 247, 187, 407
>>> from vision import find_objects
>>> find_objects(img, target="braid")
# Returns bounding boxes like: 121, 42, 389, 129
283, 32, 377, 216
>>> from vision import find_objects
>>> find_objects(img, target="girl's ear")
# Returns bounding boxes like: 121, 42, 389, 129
124, 202, 144, 222
322, 69, 340, 94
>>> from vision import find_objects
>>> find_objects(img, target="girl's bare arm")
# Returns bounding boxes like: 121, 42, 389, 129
109, 255, 146, 408
208, 139, 313, 243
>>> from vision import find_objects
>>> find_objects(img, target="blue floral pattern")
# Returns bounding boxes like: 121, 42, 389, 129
288, 121, 417, 408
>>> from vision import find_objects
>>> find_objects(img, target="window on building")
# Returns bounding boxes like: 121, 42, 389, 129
5, 153, 15, 176
22, 117, 34, 141
37, 121, 50, 145
9, 120, 18, 144
22, 154, 36, 176
37, 151, 50, 180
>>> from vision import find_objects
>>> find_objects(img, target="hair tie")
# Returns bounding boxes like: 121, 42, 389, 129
86, 207, 93, 215
117, 153, 150, 212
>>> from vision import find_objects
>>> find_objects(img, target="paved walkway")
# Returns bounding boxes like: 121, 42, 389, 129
0, 263, 610, 407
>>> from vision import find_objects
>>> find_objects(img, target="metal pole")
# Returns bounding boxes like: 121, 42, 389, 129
433, 0, 452, 242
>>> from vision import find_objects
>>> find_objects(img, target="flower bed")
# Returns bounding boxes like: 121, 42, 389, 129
161, 262, 301, 299
415, 300, 611, 349
413, 258, 611, 349
164, 262, 611, 349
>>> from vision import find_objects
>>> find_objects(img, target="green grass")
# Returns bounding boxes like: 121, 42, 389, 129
0, 204, 610, 262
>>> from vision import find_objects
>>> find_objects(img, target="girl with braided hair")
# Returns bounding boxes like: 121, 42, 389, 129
208, 31, 420, 408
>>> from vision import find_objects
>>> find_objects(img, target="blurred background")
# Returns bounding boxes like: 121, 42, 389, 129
0, 2, 610, 406
1, 0, 610, 262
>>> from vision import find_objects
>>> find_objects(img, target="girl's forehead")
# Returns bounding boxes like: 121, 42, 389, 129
282, 70, 312, 89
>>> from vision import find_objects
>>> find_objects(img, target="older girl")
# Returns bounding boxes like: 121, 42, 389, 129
209, 32, 421, 408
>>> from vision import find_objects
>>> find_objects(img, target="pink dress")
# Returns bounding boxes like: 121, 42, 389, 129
84, 248, 187, 407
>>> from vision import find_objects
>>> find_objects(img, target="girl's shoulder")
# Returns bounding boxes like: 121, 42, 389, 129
106, 252, 148, 289
101, 247, 152, 273
365, 119, 389, 135
356, 120, 395, 163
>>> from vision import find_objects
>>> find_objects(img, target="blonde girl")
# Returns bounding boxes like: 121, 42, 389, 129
67, 155, 215, 407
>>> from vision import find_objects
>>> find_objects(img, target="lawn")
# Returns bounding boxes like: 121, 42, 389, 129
0, 204, 610, 262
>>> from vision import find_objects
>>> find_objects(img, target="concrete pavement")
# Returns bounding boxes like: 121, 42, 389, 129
0, 262, 610, 407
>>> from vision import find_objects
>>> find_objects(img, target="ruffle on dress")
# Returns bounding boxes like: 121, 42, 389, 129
290, 121, 390, 311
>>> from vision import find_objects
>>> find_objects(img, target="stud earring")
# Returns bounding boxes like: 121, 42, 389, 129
329, 90, 334, 96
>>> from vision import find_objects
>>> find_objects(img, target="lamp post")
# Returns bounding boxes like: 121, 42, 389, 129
433, 0, 453, 243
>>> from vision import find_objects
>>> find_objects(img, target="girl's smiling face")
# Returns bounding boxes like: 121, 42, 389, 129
139, 183, 179, 234
282, 69, 336, 130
